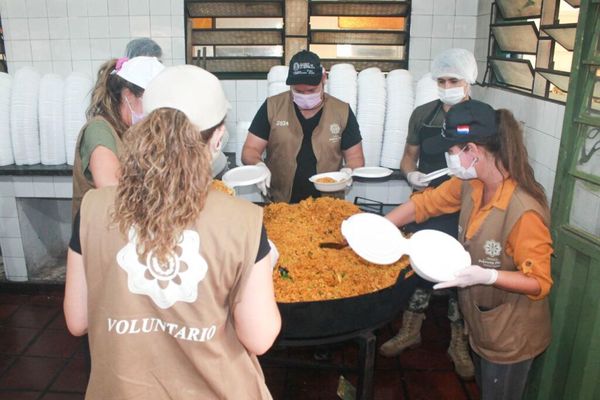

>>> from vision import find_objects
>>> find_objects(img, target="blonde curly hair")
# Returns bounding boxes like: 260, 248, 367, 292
113, 108, 217, 265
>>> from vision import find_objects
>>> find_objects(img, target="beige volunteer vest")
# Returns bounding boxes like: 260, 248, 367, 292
71, 116, 123, 219
266, 91, 349, 202
80, 186, 271, 400
457, 181, 551, 363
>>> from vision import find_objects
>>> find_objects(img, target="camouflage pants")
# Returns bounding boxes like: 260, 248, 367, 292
406, 286, 463, 323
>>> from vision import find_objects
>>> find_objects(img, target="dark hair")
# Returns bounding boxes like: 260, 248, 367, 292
86, 59, 144, 138
471, 109, 548, 209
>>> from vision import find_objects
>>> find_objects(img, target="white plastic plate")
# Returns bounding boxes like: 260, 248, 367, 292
352, 167, 393, 179
222, 165, 268, 188
420, 168, 450, 183
408, 230, 471, 282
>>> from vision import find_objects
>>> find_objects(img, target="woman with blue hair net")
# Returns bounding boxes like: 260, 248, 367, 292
379, 48, 478, 381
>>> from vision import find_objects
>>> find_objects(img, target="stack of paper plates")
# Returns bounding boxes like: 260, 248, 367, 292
10, 67, 41, 165
328, 63, 357, 114
414, 73, 439, 109
64, 72, 93, 165
39, 74, 66, 165
381, 69, 414, 169
0, 73, 13, 166
357, 67, 386, 166
267, 65, 289, 97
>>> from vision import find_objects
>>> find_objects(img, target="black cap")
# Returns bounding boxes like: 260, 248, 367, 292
423, 100, 498, 154
286, 50, 323, 86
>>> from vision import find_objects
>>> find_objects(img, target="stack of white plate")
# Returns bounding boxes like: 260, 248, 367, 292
357, 67, 386, 166
328, 63, 357, 114
0, 73, 13, 166
267, 65, 289, 97
10, 67, 41, 165
381, 69, 414, 169
414, 72, 439, 109
64, 72, 93, 165
235, 121, 251, 166
39, 74, 66, 165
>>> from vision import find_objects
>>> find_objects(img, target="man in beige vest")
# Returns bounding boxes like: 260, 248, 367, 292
242, 50, 365, 203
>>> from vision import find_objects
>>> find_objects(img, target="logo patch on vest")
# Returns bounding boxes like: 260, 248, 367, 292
329, 123, 341, 142
275, 120, 289, 127
117, 228, 208, 309
484, 240, 502, 257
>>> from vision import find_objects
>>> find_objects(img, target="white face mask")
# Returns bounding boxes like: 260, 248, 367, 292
125, 96, 145, 125
445, 148, 478, 180
438, 86, 466, 106
292, 89, 323, 110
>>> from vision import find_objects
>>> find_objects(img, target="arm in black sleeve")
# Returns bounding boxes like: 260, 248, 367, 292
248, 100, 271, 141
69, 211, 82, 255
341, 108, 363, 150
255, 225, 271, 263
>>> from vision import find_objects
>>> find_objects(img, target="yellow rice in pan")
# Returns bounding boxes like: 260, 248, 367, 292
264, 197, 411, 303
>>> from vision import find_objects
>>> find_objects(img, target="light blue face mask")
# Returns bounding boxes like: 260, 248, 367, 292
445, 147, 478, 180
125, 96, 145, 125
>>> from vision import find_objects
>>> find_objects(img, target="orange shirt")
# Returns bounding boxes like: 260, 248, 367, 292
411, 177, 553, 300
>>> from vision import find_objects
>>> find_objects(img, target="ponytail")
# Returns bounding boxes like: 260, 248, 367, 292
86, 59, 144, 138
481, 109, 548, 209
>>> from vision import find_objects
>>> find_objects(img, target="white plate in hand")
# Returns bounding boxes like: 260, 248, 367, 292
222, 165, 268, 188
352, 167, 393, 179
420, 168, 450, 183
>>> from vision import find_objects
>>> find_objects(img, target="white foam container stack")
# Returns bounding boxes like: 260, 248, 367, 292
356, 67, 386, 166
381, 69, 414, 169
267, 65, 289, 97
10, 67, 41, 165
414, 72, 439, 109
0, 73, 13, 166
328, 63, 358, 114
39, 74, 66, 165
64, 72, 93, 165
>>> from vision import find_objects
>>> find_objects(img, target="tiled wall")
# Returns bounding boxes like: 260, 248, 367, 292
0, 0, 185, 78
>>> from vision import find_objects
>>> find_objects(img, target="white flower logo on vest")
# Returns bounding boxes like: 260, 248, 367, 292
329, 123, 341, 142
484, 239, 502, 258
117, 228, 208, 309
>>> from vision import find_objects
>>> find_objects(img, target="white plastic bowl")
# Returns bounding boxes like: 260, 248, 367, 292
309, 171, 352, 192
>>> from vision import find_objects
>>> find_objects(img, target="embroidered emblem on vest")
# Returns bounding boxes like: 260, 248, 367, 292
117, 228, 208, 309
275, 120, 289, 127
329, 123, 341, 142
484, 239, 502, 257
458, 225, 463, 235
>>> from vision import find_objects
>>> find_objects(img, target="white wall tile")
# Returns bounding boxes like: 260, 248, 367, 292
71, 38, 91, 60
7, 61, 32, 74
10, 40, 33, 61
50, 39, 72, 60
236, 100, 259, 121
68, 17, 89, 38
0, 178, 15, 197
0, 197, 18, 217
474, 38, 488, 61
5, 0, 28, 18
408, 60, 432, 81
67, 0, 87, 16
130, 16, 151, 37
554, 105, 566, 139
90, 39, 110, 60
9, 19, 31, 40
478, 0, 493, 16
171, 0, 184, 16
432, 16, 455, 38
150, 0, 171, 15
0, 217, 21, 238
30, 40, 52, 61
476, 61, 487, 83
171, 37, 185, 59
171, 15, 184, 37
1, 238, 25, 258
52, 60, 73, 76
109, 38, 130, 57
28, 18, 50, 40
26, 0, 47, 17
91, 59, 105, 75
172, 58, 185, 66
108, 0, 129, 15
72, 59, 94, 78
411, 0, 433, 15
456, 0, 479, 16
89, 17, 110, 38
32, 61, 54, 74
236, 80, 258, 101
153, 37, 172, 59
48, 17, 70, 39
53, 177, 73, 198
2, 256, 28, 281
257, 80, 268, 100
476, 14, 490, 39
430, 38, 453, 59
13, 177, 34, 197
129, 0, 150, 15
87, 0, 108, 16
410, 15, 433, 38
454, 16, 477, 38
47, 0, 68, 17
452, 38, 476, 54
409, 37, 431, 60
32, 176, 56, 197
150, 15, 172, 37
221, 80, 236, 103
109, 16, 131, 37
434, 0, 455, 15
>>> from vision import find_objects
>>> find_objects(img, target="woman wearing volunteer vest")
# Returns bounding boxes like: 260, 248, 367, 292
64, 65, 281, 399
242, 50, 365, 203
380, 49, 477, 380
385, 100, 552, 399
71, 56, 164, 217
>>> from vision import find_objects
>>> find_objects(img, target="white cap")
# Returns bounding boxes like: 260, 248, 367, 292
431, 48, 478, 84
143, 65, 230, 131
116, 56, 164, 89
